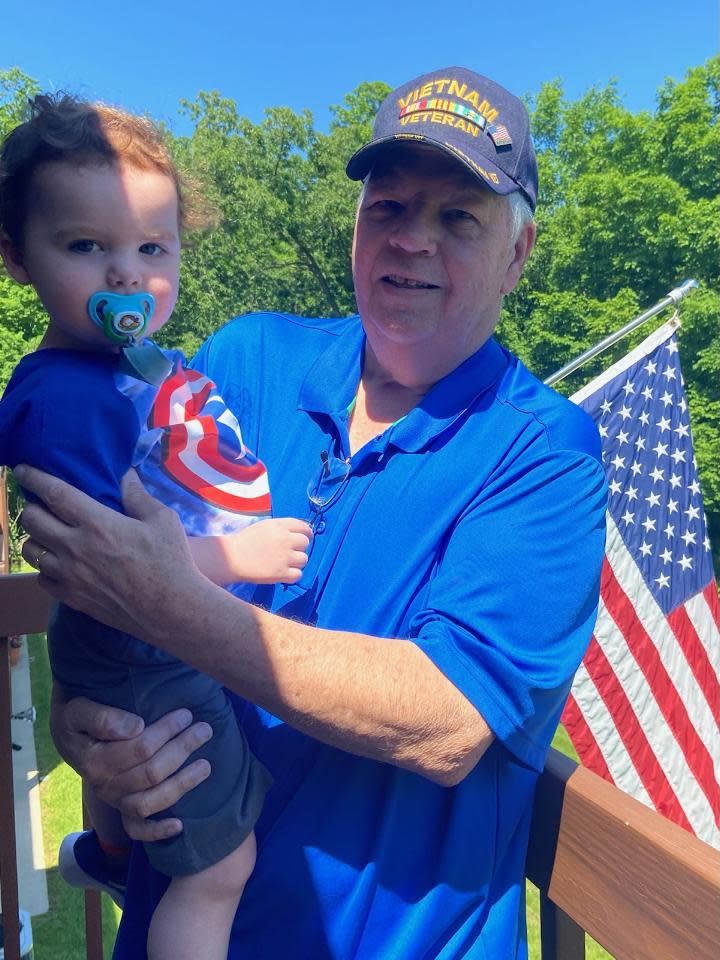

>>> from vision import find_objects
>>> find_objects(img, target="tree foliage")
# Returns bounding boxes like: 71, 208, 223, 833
499, 58, 720, 561
0, 69, 45, 381
1, 61, 718, 563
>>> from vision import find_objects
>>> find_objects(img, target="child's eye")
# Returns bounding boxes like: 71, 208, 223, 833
139, 242, 163, 256
69, 239, 100, 253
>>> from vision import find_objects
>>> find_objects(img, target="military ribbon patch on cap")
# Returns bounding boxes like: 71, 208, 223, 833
399, 97, 489, 131
398, 98, 513, 152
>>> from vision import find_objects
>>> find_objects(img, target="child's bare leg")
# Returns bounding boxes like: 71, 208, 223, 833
82, 781, 131, 861
147, 830, 256, 960
58, 781, 130, 907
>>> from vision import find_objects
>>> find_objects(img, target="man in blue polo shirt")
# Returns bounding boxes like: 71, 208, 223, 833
20, 66, 607, 959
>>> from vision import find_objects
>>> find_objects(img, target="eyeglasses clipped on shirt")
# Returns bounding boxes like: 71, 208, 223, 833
306, 451, 351, 533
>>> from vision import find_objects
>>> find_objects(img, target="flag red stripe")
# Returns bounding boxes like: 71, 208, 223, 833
602, 561, 720, 819
561, 692, 614, 782
582, 634, 695, 832
666, 600, 720, 728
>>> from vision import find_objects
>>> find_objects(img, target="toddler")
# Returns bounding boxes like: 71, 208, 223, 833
0, 95, 311, 960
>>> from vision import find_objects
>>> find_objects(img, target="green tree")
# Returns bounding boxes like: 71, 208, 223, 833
499, 57, 720, 564
164, 82, 390, 358
0, 69, 45, 393
0, 70, 46, 561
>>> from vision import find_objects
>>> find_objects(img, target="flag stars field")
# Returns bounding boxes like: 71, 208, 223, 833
572, 325, 714, 615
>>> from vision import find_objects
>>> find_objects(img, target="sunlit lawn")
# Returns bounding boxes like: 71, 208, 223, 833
27, 633, 611, 958
28, 633, 120, 959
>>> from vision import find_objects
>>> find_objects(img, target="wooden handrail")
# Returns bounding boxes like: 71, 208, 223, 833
527, 748, 720, 960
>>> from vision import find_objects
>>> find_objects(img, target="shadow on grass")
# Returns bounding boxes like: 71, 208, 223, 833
31, 866, 119, 960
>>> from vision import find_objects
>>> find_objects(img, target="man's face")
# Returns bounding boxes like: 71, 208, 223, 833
352, 144, 533, 383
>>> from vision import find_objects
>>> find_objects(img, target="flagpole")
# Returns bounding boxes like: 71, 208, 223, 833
543, 279, 699, 387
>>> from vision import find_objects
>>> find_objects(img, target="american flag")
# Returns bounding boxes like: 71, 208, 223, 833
561, 316, 720, 848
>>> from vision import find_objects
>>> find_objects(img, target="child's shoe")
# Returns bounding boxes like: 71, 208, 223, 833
57, 830, 127, 908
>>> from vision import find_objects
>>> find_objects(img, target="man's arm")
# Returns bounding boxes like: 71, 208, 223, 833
156, 577, 493, 786
19, 466, 493, 786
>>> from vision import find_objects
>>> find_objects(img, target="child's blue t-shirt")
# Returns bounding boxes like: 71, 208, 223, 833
0, 345, 271, 540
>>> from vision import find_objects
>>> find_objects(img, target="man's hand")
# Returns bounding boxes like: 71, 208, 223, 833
51, 688, 213, 841
17, 465, 206, 646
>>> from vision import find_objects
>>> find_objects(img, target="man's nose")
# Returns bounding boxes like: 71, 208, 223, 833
106, 253, 141, 290
388, 208, 438, 256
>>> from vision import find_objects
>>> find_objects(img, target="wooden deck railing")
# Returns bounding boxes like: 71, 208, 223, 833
526, 747, 719, 959
1, 569, 719, 959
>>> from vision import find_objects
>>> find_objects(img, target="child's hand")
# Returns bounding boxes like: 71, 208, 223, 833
224, 518, 313, 584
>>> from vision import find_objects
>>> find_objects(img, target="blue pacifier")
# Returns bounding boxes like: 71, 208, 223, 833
88, 290, 155, 343
87, 291, 172, 386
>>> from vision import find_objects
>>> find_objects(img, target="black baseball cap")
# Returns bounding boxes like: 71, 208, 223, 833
346, 66, 538, 211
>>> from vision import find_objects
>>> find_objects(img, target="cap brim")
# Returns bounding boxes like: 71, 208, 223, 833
346, 134, 520, 199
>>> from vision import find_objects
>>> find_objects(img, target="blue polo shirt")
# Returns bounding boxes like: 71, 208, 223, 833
115, 313, 606, 960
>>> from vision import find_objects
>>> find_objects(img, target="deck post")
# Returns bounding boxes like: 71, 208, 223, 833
539, 891, 585, 960
0, 635, 22, 960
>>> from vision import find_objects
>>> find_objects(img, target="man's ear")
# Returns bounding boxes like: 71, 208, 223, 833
0, 232, 31, 284
501, 221, 537, 297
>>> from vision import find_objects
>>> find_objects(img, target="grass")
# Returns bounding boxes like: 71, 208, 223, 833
24, 632, 611, 959
27, 633, 120, 960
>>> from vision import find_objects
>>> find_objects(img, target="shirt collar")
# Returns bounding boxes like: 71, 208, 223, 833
298, 318, 365, 416
390, 335, 509, 452
297, 316, 509, 453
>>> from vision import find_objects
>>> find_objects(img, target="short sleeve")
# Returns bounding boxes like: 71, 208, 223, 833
409, 442, 607, 770
0, 356, 142, 512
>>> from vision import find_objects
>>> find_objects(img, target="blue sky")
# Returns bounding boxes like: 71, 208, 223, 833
3, 0, 717, 135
